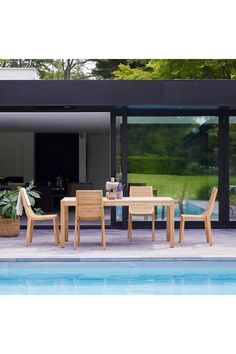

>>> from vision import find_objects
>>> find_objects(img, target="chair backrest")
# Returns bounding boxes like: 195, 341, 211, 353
129, 186, 153, 197
205, 187, 218, 216
75, 190, 104, 220
128, 182, 146, 192
20, 188, 35, 218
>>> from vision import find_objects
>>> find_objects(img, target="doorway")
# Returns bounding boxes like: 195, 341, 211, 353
35, 133, 79, 185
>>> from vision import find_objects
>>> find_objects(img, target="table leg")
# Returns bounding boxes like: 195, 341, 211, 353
169, 202, 175, 248
60, 201, 68, 248
166, 205, 170, 242
65, 206, 69, 242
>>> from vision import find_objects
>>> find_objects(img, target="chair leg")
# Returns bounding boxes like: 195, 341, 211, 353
152, 213, 155, 241
29, 220, 34, 243
204, 216, 209, 243
101, 219, 106, 250
74, 218, 79, 250
53, 217, 59, 245
128, 213, 132, 240
205, 216, 213, 246
25, 219, 32, 246
78, 220, 80, 245
179, 215, 185, 245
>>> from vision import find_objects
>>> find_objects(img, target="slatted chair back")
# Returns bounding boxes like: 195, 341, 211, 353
205, 187, 218, 216
20, 188, 35, 218
129, 186, 153, 197
75, 190, 104, 221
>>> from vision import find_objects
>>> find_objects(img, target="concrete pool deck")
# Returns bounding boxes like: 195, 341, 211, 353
0, 228, 236, 260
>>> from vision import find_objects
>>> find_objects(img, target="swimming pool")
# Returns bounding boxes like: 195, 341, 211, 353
0, 260, 236, 295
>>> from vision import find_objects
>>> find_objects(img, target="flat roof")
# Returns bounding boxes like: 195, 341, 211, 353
0, 80, 236, 110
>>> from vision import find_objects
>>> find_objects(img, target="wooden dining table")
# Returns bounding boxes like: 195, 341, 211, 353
60, 196, 175, 248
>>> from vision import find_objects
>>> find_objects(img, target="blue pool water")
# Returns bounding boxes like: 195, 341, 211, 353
0, 261, 236, 295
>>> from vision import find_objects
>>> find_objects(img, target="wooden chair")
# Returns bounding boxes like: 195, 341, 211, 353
128, 186, 155, 241
179, 187, 218, 246
74, 190, 106, 250
20, 188, 59, 246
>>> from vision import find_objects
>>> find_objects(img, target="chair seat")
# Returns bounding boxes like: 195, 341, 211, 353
181, 213, 204, 220
32, 214, 58, 221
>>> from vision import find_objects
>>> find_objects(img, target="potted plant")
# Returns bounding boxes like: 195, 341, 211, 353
0, 182, 42, 237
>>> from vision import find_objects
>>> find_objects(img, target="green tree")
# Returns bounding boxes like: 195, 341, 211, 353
60, 59, 91, 80
91, 59, 148, 79
114, 59, 236, 80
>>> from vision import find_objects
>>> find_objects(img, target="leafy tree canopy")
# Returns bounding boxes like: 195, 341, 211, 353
91, 59, 149, 79
1, 59, 236, 80
113, 59, 236, 79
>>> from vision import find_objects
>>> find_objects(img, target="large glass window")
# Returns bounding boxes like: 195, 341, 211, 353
229, 117, 236, 221
127, 116, 219, 221
115, 116, 122, 182
115, 116, 123, 221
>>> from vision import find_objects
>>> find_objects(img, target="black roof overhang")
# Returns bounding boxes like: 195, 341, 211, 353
0, 80, 236, 112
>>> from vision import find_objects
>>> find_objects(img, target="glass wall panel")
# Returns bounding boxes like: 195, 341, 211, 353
127, 116, 219, 221
115, 116, 123, 221
229, 117, 236, 221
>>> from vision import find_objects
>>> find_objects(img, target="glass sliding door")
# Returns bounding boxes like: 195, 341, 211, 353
229, 116, 236, 221
127, 116, 219, 221
113, 115, 123, 221
115, 116, 123, 183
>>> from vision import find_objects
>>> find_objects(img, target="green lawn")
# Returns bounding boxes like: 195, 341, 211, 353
128, 173, 219, 200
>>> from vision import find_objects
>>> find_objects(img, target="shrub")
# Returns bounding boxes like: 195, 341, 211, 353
127, 156, 187, 175
195, 184, 216, 200
184, 162, 218, 176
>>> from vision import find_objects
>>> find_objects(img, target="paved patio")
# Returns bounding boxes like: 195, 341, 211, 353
0, 228, 236, 260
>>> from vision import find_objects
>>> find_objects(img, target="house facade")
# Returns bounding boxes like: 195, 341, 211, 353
0, 79, 235, 229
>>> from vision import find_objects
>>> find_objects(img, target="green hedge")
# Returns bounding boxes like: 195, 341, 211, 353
127, 156, 187, 175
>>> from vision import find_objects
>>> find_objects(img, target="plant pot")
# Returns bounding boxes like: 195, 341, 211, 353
0, 217, 20, 237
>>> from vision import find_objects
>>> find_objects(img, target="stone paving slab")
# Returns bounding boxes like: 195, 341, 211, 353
0, 228, 236, 260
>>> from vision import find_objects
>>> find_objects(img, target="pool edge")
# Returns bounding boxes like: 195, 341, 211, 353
1, 257, 236, 262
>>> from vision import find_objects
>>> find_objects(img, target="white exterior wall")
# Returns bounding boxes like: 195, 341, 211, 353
87, 134, 110, 191
0, 68, 39, 80
0, 133, 34, 182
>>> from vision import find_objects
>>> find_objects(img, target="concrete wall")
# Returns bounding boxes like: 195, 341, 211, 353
0, 133, 34, 182
87, 133, 110, 191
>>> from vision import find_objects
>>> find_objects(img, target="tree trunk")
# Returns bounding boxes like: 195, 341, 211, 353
62, 59, 74, 80
64, 66, 71, 80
